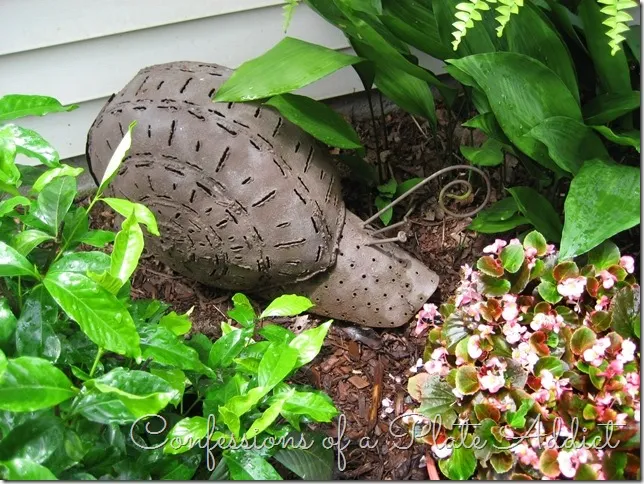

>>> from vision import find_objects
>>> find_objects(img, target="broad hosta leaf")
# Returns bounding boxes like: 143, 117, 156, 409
463, 112, 511, 144
265, 94, 362, 150
374, 66, 436, 127
504, 2, 579, 102
208, 328, 251, 369
214, 37, 361, 102
163, 417, 209, 455
223, 449, 282, 480
98, 122, 136, 193
507, 187, 563, 243
583, 91, 640, 125
0, 241, 40, 278
526, 116, 610, 175
12, 230, 54, 256
0, 94, 77, 122
43, 270, 141, 359
0, 415, 63, 463
289, 320, 332, 367
0, 357, 76, 411
592, 126, 640, 152
260, 294, 314, 318
460, 138, 505, 166
15, 286, 60, 362
0, 124, 60, 167
90, 368, 179, 418
274, 432, 334, 480
101, 198, 159, 236
447, 53, 582, 172
31, 165, 84, 193
559, 159, 640, 259
32, 176, 76, 236
138, 325, 208, 373
110, 212, 143, 286
0, 458, 58, 480
578, 0, 631, 94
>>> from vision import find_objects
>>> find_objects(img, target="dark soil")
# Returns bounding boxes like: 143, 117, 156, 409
90, 94, 636, 479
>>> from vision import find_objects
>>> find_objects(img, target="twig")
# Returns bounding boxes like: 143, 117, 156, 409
410, 115, 428, 139
425, 451, 441, 480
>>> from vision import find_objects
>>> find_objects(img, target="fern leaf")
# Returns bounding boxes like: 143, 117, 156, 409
452, 0, 495, 50
494, 0, 524, 37
597, 0, 638, 55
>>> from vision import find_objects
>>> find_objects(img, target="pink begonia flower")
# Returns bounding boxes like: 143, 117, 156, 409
618, 339, 637, 363
512, 342, 539, 372
483, 239, 507, 255
615, 413, 628, 427
532, 388, 550, 404
603, 359, 624, 378
546, 244, 556, 255
424, 359, 449, 377
625, 372, 640, 399
486, 357, 507, 371
431, 347, 448, 360
598, 270, 617, 289
467, 335, 483, 359
530, 312, 561, 333
620, 255, 635, 274
583, 337, 611, 366
502, 295, 519, 321
557, 449, 591, 479
401, 410, 427, 426
503, 320, 527, 344
414, 303, 439, 336
454, 286, 480, 308
452, 387, 465, 400
512, 444, 539, 467
557, 276, 587, 298
594, 295, 610, 311
479, 372, 505, 393
487, 394, 515, 412
478, 324, 494, 338
635, 402, 640, 422
465, 302, 482, 322
431, 443, 452, 459
540, 370, 570, 399
503, 427, 515, 439
462, 263, 473, 279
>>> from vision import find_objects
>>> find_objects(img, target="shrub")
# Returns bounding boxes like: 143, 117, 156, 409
0, 95, 337, 480
405, 231, 640, 479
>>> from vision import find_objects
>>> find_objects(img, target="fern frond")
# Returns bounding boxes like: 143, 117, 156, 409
494, 0, 524, 37
597, 0, 638, 55
452, 0, 495, 50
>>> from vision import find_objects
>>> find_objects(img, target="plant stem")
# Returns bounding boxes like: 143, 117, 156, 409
89, 347, 104, 377
378, 91, 389, 150
184, 397, 203, 416
366, 90, 384, 184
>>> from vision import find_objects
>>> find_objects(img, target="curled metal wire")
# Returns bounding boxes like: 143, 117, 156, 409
362, 165, 491, 245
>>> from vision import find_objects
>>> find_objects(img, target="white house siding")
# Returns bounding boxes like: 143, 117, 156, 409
1, 0, 444, 161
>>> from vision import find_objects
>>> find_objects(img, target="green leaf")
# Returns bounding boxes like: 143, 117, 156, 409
91, 368, 179, 418
0, 416, 63, 463
0, 298, 18, 346
260, 294, 314, 318
578, 0, 631, 94
0, 195, 30, 217
506, 398, 533, 428
150, 368, 186, 404
0, 94, 77, 122
32, 176, 76, 236
416, 375, 458, 429
0, 458, 58, 480
227, 293, 256, 328
479, 274, 512, 297
0, 357, 76, 411
15, 286, 60, 362
374, 195, 393, 225
0, 241, 40, 278
281, 390, 338, 422
0, 349, 6, 377
12, 230, 54, 256
138, 325, 207, 373
31, 165, 83, 193
289, 320, 331, 367
460, 138, 505, 166
71, 392, 136, 425
508, 186, 562, 243
374, 66, 436, 127
110, 211, 143, 286
223, 449, 282, 480
534, 356, 565, 377
447, 52, 582, 173
164, 417, 209, 455
214, 37, 361, 102
469, 199, 529, 234
570, 327, 597, 355
259, 324, 296, 344
610, 285, 639, 338
592, 126, 640, 152
159, 310, 192, 335
587, 240, 620, 270
208, 328, 250, 369
98, 122, 136, 194
265, 94, 362, 150
245, 393, 289, 439
500, 243, 525, 273
583, 91, 640, 125
624, 25, 641, 62
274, 432, 334, 480
49, 251, 110, 276
101, 198, 159, 236
0, 124, 60, 168
477, 255, 504, 277
523, 230, 548, 256
438, 444, 476, 480
462, 112, 511, 144
258, 343, 299, 389
455, 365, 480, 395
603, 451, 627, 479
559, 159, 640, 259
537, 280, 562, 304
43, 270, 141, 359
526, 116, 610, 175
78, 230, 115, 248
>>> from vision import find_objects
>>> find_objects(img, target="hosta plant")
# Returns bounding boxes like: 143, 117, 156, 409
405, 231, 640, 480
0, 95, 337, 480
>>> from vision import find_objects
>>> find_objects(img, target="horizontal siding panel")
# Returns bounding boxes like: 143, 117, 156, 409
1, 0, 286, 56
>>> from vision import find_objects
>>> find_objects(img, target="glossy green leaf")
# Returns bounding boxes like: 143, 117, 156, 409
110, 211, 143, 285
78, 230, 115, 248
438, 442, 476, 480
578, 0, 631, 94
15, 286, 60, 362
98, 122, 136, 193
32, 176, 76, 236
587, 240, 620, 270
49, 251, 111, 275
583, 91, 640, 125
469, 213, 529, 234
227, 293, 256, 328
537, 280, 562, 304
0, 241, 40, 278
265, 94, 362, 149
0, 95, 77, 122
447, 53, 582, 172
208, 328, 250, 369
415, 375, 458, 429
281, 390, 338, 422
150, 368, 186, 404
245, 393, 289, 439
524, 230, 548, 256
164, 417, 209, 455
508, 186, 562, 243
43, 270, 141, 359
0, 124, 59, 167
159, 310, 192, 335
460, 138, 505, 166
0, 415, 63, 463
259, 324, 296, 345
0, 195, 30, 217
0, 357, 76, 411
0, 349, 6, 376
374, 195, 393, 225
506, 399, 533, 429
623, 25, 641, 62
479, 274, 512, 297
559, 159, 640, 259
223, 449, 282, 480
500, 243, 525, 273
12, 230, 54, 256
462, 112, 511, 144
526, 116, 610, 175
91, 368, 179, 418
31, 165, 84, 193
258, 343, 299, 389
534, 356, 566, 377
611, 285, 639, 338
289, 320, 331, 367
592, 126, 640, 152
274, 432, 334, 480
374, 66, 436, 127
260, 294, 314, 318
214, 37, 361, 102
455, 365, 480, 395
0, 298, 18, 346
101, 198, 159, 236
71, 392, 136, 425
60, 206, 89, 248
138, 325, 207, 373
0, 458, 58, 480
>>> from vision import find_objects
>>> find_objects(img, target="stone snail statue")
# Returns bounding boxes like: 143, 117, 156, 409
86, 61, 490, 328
